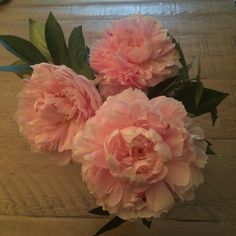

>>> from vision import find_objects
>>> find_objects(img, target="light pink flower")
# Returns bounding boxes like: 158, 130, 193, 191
16, 63, 102, 164
90, 15, 178, 98
73, 88, 207, 219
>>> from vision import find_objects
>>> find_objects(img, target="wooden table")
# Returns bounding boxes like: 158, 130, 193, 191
0, 0, 236, 235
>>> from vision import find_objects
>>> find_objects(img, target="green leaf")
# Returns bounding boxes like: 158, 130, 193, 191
0, 35, 47, 64
68, 26, 94, 79
0, 64, 32, 76
195, 80, 204, 107
89, 207, 110, 216
79, 61, 94, 80
147, 76, 179, 99
29, 19, 52, 61
195, 57, 201, 79
68, 25, 85, 61
210, 108, 218, 126
94, 217, 126, 236
174, 82, 228, 118
11, 60, 32, 78
206, 144, 216, 155
141, 218, 152, 229
205, 139, 215, 155
45, 12, 70, 66
168, 33, 189, 80
84, 46, 90, 62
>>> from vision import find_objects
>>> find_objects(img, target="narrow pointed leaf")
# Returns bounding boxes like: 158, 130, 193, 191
89, 207, 110, 216
68, 26, 94, 79
11, 60, 32, 78
168, 33, 189, 80
45, 12, 70, 66
195, 80, 204, 107
142, 218, 152, 229
29, 19, 51, 61
68, 25, 85, 61
195, 57, 201, 79
206, 144, 216, 155
210, 108, 218, 126
0, 35, 47, 64
0, 64, 32, 75
84, 46, 90, 62
94, 217, 126, 236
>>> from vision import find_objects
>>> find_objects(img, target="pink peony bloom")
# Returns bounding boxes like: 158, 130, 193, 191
73, 88, 208, 219
16, 63, 102, 164
90, 15, 178, 98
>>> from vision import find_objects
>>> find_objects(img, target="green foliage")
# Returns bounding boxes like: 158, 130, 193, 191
0, 12, 94, 80
89, 206, 110, 216
68, 25, 94, 79
141, 218, 152, 229
0, 64, 32, 77
0, 35, 47, 64
29, 19, 52, 61
45, 12, 70, 66
93, 216, 126, 236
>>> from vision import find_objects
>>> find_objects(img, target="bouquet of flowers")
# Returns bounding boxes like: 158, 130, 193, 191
0, 13, 228, 235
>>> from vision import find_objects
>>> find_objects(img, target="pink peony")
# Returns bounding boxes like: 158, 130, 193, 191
73, 88, 208, 219
16, 63, 102, 164
90, 15, 178, 98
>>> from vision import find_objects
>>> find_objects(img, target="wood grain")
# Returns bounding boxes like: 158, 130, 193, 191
0, 215, 235, 236
0, 0, 236, 235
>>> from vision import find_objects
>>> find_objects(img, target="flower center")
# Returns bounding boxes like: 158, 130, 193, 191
104, 127, 171, 186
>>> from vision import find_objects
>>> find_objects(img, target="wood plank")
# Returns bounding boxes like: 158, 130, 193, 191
0, 215, 235, 236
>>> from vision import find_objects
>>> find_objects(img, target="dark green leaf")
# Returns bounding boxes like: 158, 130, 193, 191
205, 138, 212, 146
68, 25, 85, 61
84, 46, 90, 62
68, 26, 94, 79
45, 12, 70, 66
141, 218, 152, 229
195, 80, 204, 107
147, 76, 178, 99
29, 19, 52, 61
78, 60, 94, 80
11, 60, 32, 78
206, 144, 216, 155
195, 57, 201, 79
0, 35, 47, 64
94, 216, 126, 236
89, 207, 110, 216
174, 82, 228, 118
0, 64, 32, 74
168, 33, 189, 80
210, 108, 218, 126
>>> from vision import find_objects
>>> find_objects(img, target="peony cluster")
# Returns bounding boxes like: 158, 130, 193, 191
90, 15, 178, 98
16, 63, 102, 163
72, 88, 208, 219
14, 14, 209, 220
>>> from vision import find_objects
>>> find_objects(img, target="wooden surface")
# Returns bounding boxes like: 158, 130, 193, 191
0, 0, 236, 235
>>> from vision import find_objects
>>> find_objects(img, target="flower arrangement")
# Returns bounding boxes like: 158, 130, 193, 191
0, 13, 228, 235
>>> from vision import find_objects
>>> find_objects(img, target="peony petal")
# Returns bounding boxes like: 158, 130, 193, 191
94, 169, 115, 197
146, 181, 174, 212
106, 182, 124, 207
165, 161, 191, 186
